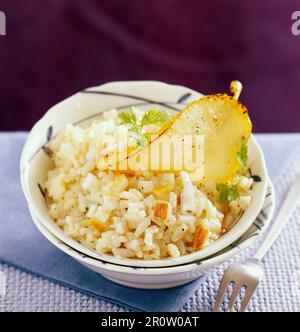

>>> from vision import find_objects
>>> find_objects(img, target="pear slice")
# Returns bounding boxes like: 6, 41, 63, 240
112, 81, 252, 183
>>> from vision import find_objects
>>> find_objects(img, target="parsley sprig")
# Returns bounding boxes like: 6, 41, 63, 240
119, 108, 139, 131
216, 183, 240, 204
237, 142, 248, 169
118, 108, 170, 146
216, 142, 247, 204
140, 109, 170, 127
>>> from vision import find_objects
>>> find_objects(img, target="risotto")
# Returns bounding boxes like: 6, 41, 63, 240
44, 108, 253, 260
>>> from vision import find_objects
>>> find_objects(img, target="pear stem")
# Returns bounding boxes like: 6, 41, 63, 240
230, 81, 243, 100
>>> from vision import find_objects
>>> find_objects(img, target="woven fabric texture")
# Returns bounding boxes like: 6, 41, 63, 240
1, 133, 300, 312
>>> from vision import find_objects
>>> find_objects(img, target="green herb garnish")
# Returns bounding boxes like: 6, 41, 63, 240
216, 183, 240, 204
237, 142, 248, 168
119, 108, 139, 131
140, 109, 170, 127
118, 108, 170, 146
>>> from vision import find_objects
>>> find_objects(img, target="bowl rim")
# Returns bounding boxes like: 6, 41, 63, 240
28, 179, 275, 275
21, 80, 268, 268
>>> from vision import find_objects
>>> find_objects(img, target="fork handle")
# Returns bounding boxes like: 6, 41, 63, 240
254, 174, 300, 261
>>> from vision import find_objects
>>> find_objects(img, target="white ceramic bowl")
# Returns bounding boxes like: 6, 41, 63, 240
27, 182, 274, 289
20, 81, 268, 268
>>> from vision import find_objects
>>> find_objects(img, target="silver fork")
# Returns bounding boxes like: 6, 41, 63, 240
214, 174, 300, 312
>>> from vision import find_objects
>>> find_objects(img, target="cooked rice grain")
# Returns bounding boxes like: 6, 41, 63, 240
45, 109, 252, 260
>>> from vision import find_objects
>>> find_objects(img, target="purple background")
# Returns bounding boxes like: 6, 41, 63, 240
0, 0, 300, 132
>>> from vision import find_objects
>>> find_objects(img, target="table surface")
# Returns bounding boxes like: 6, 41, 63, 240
1, 132, 300, 312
